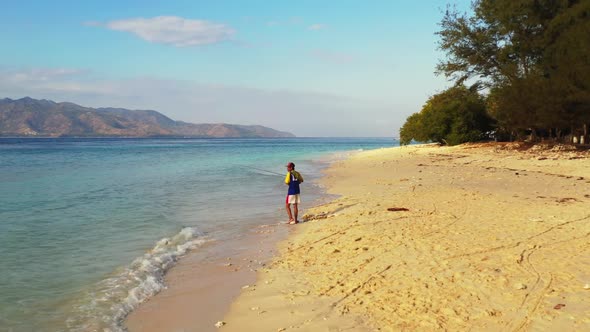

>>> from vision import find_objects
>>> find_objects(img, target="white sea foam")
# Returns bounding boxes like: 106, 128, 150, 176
66, 227, 208, 332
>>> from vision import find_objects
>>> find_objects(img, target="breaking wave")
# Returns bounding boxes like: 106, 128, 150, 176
66, 227, 208, 332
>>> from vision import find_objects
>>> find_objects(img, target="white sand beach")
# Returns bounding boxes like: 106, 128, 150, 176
220, 143, 590, 331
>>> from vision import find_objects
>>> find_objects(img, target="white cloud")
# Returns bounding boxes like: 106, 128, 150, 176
308, 23, 326, 31
102, 16, 235, 47
4, 68, 86, 83
0, 67, 401, 137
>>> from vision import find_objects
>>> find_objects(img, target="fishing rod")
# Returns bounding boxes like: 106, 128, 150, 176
248, 166, 285, 177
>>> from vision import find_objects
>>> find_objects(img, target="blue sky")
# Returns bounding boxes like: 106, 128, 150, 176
0, 0, 472, 137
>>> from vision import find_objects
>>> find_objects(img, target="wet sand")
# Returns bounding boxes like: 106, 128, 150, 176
221, 143, 590, 331
125, 223, 290, 332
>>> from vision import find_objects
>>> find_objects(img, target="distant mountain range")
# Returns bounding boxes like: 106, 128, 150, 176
0, 97, 295, 138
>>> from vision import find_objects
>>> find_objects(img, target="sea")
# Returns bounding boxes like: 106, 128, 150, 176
0, 137, 397, 332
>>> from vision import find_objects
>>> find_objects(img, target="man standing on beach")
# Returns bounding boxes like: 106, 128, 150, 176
285, 162, 303, 224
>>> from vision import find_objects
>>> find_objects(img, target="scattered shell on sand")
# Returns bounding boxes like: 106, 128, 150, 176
583, 284, 590, 290
242, 285, 250, 289
515, 283, 527, 290
215, 321, 226, 328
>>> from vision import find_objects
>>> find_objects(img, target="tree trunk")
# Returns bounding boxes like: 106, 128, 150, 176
530, 128, 537, 142
582, 124, 588, 145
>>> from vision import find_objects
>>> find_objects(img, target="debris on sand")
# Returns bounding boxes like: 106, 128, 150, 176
302, 212, 332, 222
387, 207, 409, 212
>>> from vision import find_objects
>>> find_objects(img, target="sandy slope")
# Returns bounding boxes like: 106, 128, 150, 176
221, 143, 590, 331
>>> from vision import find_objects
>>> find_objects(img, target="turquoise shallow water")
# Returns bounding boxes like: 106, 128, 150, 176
0, 137, 397, 331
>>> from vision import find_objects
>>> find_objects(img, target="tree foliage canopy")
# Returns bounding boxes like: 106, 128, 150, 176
400, 86, 493, 145
401, 0, 590, 143
436, 0, 590, 138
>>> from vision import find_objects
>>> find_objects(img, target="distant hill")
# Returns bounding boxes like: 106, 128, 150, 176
0, 97, 295, 138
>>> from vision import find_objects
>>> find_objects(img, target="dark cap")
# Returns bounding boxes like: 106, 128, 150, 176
285, 162, 295, 168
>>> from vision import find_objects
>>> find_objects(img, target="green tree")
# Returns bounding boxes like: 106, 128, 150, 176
400, 86, 493, 146
436, 0, 590, 141
544, 1, 590, 137
399, 113, 426, 145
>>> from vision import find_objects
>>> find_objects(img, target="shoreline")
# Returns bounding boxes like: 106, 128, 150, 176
125, 223, 291, 332
0, 138, 396, 332
124, 151, 349, 332
220, 143, 590, 331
